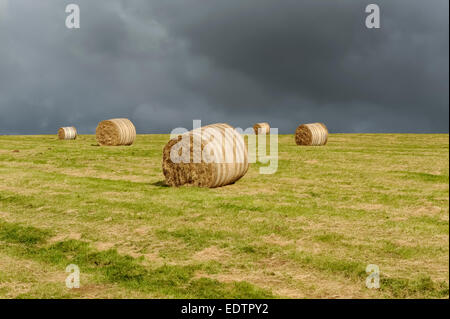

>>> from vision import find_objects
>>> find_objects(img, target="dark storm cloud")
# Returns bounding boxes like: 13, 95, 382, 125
0, 0, 448, 134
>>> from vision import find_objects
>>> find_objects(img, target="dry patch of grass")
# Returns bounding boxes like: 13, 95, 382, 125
193, 246, 232, 262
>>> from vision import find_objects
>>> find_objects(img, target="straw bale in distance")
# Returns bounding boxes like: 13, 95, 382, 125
253, 122, 270, 135
96, 118, 136, 146
295, 123, 328, 146
58, 127, 77, 140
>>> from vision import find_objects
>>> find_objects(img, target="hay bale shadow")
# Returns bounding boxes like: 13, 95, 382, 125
151, 180, 169, 188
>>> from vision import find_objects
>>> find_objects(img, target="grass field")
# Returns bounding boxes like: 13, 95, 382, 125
0, 134, 448, 299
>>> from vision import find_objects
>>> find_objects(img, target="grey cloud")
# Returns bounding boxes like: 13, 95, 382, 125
0, 0, 448, 134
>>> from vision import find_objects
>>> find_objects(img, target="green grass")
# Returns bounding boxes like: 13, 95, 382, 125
0, 133, 448, 298
0, 220, 52, 245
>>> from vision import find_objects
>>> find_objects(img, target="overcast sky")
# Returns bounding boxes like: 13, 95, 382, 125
0, 0, 448, 134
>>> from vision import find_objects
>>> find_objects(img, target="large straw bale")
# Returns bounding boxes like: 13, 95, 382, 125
162, 123, 249, 188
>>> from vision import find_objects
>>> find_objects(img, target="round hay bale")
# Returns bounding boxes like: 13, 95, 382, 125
96, 118, 136, 146
295, 123, 328, 146
253, 122, 270, 135
162, 123, 249, 188
58, 127, 77, 140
